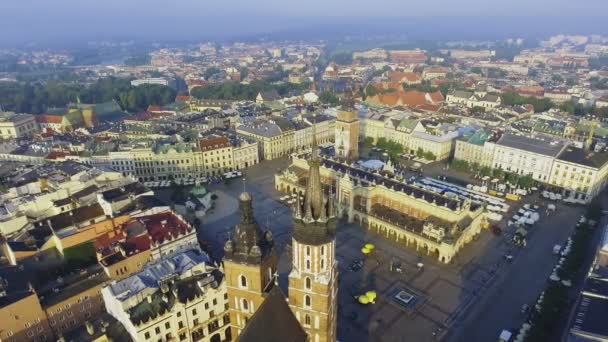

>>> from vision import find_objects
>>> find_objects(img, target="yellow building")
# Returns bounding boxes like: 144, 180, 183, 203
549, 147, 608, 203
237, 119, 295, 160
0, 281, 53, 342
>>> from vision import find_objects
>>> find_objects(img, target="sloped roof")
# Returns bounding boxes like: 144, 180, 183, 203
238, 286, 308, 342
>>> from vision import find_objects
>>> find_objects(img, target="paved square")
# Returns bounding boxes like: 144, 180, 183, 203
185, 157, 587, 342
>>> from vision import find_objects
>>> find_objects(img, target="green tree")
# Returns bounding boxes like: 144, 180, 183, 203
318, 91, 340, 105
470, 106, 485, 114
365, 85, 378, 97
551, 74, 564, 83
518, 174, 535, 189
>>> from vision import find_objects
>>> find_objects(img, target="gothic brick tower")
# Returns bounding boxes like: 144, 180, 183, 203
289, 135, 338, 342
223, 191, 277, 340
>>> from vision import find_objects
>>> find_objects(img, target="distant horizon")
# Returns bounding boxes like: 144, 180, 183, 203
1, 13, 608, 48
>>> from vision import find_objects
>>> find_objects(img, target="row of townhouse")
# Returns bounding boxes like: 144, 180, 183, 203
236, 114, 335, 160
360, 110, 463, 161
455, 132, 608, 203
86, 135, 259, 182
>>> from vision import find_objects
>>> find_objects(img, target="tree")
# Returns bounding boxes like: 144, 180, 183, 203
470, 106, 485, 114
470, 67, 483, 74
363, 137, 374, 147
501, 92, 554, 113
551, 74, 564, 83
331, 52, 353, 65
365, 85, 378, 97
204, 67, 222, 79
416, 147, 424, 158
506, 172, 519, 186
479, 166, 493, 178
318, 91, 340, 106
493, 168, 505, 180
518, 174, 535, 189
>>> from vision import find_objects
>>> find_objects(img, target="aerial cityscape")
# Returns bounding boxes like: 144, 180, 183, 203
1, 2, 608, 342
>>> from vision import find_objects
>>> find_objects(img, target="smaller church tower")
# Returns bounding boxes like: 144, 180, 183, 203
223, 191, 277, 339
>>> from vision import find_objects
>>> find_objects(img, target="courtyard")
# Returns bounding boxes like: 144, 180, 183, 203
191, 157, 586, 342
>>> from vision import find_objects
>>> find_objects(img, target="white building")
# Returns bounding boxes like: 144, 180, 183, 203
131, 78, 169, 87
102, 249, 230, 342
0, 112, 38, 139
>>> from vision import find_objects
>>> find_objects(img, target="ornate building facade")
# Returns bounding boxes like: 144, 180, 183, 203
276, 155, 486, 264
334, 109, 360, 162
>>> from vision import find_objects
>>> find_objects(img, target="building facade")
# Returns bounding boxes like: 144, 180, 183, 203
334, 110, 359, 161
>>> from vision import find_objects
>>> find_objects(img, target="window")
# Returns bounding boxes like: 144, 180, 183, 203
193, 319, 199, 326
177, 311, 182, 318
305, 314, 311, 326
304, 295, 311, 308
145, 332, 151, 340
213, 298, 217, 305
242, 299, 249, 311
240, 275, 248, 288
205, 302, 209, 309
321, 259, 325, 269
306, 260, 311, 270
155, 327, 160, 334
305, 277, 311, 290
192, 309, 197, 316
178, 321, 184, 329
321, 246, 325, 256
165, 322, 170, 329
306, 246, 311, 256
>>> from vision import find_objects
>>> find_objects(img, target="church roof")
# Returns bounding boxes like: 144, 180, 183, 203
237, 286, 308, 342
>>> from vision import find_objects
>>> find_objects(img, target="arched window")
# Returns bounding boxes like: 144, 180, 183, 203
320, 246, 325, 256
304, 314, 311, 326
306, 246, 311, 256
304, 295, 311, 308
305, 277, 311, 290
321, 259, 325, 269
239, 275, 247, 288
306, 260, 311, 270
242, 299, 249, 311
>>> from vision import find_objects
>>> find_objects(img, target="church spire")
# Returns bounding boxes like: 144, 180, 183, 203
302, 118, 325, 222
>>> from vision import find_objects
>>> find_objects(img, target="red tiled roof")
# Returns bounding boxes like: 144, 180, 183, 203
36, 115, 63, 124
367, 90, 443, 108
198, 136, 231, 152
147, 105, 163, 112
123, 234, 151, 255
46, 151, 71, 160
176, 95, 191, 102
138, 212, 192, 244
388, 71, 421, 83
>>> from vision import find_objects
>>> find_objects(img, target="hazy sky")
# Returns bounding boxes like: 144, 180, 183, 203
1, 0, 608, 46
